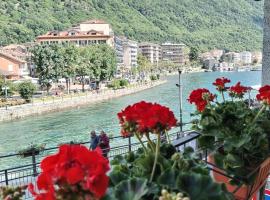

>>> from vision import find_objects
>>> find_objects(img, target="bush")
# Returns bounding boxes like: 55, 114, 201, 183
150, 75, 158, 81
18, 81, 36, 102
119, 79, 129, 87
108, 79, 129, 89
0, 78, 17, 96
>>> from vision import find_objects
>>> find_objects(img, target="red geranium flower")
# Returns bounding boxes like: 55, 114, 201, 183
117, 101, 177, 136
256, 85, 270, 105
188, 88, 215, 112
213, 77, 231, 91
28, 145, 110, 200
229, 82, 248, 98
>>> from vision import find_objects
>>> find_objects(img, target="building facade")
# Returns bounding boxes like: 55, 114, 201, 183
114, 36, 125, 68
0, 51, 28, 80
138, 42, 161, 66
123, 39, 138, 68
240, 51, 252, 64
36, 20, 114, 47
161, 43, 185, 66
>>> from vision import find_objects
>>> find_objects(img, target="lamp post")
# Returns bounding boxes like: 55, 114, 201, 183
4, 75, 7, 110
176, 70, 183, 136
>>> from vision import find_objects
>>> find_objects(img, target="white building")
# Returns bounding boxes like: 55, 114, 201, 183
36, 19, 114, 47
123, 39, 138, 68
138, 42, 161, 66
240, 51, 252, 64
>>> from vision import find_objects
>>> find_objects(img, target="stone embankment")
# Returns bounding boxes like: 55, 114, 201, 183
0, 81, 166, 122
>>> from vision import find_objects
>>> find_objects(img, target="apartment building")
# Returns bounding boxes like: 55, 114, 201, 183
240, 51, 252, 64
123, 39, 138, 68
138, 42, 161, 66
36, 19, 114, 47
161, 43, 185, 66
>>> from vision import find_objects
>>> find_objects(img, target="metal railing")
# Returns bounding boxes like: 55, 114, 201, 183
0, 128, 198, 199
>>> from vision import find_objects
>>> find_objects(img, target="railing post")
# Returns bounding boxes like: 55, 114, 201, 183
4, 170, 8, 186
32, 150, 38, 177
128, 136, 132, 152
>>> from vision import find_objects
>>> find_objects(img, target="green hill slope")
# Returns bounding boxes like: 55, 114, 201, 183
0, 0, 264, 51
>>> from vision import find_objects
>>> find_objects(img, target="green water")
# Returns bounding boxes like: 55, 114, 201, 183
0, 71, 261, 155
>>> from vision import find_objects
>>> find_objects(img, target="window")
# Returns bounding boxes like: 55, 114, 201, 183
8, 64, 13, 72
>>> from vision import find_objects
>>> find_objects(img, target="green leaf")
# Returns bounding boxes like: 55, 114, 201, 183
157, 169, 178, 190
114, 178, 149, 200
176, 173, 233, 200
109, 170, 129, 187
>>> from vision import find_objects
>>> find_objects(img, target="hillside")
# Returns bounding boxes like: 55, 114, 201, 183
0, 0, 264, 51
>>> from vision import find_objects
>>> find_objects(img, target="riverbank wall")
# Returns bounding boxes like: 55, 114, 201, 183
0, 81, 166, 123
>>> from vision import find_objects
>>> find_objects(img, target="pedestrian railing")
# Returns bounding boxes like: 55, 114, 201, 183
0, 126, 197, 199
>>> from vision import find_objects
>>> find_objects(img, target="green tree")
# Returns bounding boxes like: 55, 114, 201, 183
189, 47, 199, 62
61, 45, 79, 94
31, 44, 61, 93
76, 47, 94, 92
86, 44, 117, 85
18, 81, 36, 102
137, 54, 152, 79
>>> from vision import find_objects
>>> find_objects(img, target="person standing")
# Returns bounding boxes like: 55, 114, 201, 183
98, 130, 110, 158
89, 131, 99, 150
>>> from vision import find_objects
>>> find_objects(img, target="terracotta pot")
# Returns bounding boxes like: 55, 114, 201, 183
208, 155, 270, 200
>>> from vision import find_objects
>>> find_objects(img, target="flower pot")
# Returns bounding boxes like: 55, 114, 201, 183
208, 154, 270, 200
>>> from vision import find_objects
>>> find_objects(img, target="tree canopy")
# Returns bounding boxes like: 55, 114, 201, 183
0, 0, 263, 51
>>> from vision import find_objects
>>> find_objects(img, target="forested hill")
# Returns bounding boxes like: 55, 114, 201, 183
0, 0, 264, 51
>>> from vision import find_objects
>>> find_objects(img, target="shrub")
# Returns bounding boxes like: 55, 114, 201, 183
108, 79, 129, 89
18, 81, 36, 102
119, 79, 129, 87
150, 75, 158, 81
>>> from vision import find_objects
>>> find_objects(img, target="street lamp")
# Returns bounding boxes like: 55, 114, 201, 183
176, 70, 183, 136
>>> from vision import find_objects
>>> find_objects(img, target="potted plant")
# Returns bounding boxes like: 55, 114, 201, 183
102, 101, 232, 200
18, 144, 46, 158
26, 101, 233, 200
189, 77, 270, 199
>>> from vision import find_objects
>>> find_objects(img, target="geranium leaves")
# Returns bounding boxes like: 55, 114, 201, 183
114, 178, 149, 200
177, 173, 233, 200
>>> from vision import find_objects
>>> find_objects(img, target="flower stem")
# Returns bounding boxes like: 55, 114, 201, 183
252, 105, 266, 124
145, 133, 155, 152
135, 132, 147, 153
221, 91, 225, 102
165, 131, 171, 144
150, 133, 161, 182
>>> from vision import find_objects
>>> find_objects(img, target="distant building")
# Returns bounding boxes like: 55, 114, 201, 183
224, 52, 240, 64
0, 50, 28, 80
161, 43, 185, 66
240, 51, 252, 64
138, 42, 161, 66
36, 19, 114, 47
210, 49, 224, 60
232, 52, 241, 64
114, 36, 125, 68
123, 39, 138, 68
203, 58, 219, 70
0, 44, 38, 79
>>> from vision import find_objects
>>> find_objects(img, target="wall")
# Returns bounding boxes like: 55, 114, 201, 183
0, 81, 166, 122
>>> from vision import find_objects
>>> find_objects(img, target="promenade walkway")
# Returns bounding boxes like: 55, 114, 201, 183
0, 80, 166, 122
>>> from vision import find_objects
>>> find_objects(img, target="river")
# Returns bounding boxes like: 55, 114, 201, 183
0, 71, 261, 155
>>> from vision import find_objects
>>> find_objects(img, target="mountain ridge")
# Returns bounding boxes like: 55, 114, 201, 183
0, 0, 264, 51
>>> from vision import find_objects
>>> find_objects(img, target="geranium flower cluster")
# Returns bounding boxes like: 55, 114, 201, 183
188, 88, 215, 112
229, 82, 249, 98
257, 85, 270, 105
117, 101, 177, 137
213, 77, 231, 91
28, 145, 110, 200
